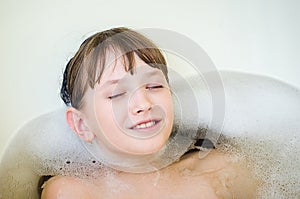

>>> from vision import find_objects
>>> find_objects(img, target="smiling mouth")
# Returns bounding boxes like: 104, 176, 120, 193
131, 120, 161, 130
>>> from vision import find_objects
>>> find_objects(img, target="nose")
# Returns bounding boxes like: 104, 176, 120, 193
130, 88, 152, 115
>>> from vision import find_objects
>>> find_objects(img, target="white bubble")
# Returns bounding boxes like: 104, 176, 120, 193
1, 71, 299, 198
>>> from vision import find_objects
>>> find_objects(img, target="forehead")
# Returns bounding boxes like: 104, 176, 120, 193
101, 51, 146, 80
97, 60, 165, 91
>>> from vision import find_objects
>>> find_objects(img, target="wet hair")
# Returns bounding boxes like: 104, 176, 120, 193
60, 27, 168, 109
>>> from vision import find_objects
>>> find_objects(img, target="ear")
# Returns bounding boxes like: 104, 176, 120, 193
66, 107, 95, 143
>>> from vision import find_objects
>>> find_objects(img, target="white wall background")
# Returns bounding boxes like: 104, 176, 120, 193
1, 0, 299, 154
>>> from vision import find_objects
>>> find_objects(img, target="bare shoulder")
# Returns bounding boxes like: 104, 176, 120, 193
41, 176, 93, 199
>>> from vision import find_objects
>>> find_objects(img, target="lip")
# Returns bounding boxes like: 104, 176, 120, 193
129, 119, 161, 131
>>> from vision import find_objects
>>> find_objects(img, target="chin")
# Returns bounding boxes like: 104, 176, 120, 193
128, 136, 168, 155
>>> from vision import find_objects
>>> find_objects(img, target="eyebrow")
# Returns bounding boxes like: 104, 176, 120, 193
102, 79, 120, 87
102, 69, 162, 87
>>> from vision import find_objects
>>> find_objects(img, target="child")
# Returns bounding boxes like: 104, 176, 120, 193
41, 27, 258, 198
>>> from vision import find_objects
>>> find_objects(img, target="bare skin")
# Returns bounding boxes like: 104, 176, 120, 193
41, 150, 259, 199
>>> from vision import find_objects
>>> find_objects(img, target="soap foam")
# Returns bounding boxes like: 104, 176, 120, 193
217, 132, 300, 198
1, 70, 300, 198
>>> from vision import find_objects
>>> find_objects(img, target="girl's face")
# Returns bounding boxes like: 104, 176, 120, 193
82, 53, 174, 156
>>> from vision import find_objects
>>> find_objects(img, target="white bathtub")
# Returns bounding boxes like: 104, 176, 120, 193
1, 71, 300, 198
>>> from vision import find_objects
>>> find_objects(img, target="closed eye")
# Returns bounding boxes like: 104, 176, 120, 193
108, 92, 126, 99
146, 84, 164, 90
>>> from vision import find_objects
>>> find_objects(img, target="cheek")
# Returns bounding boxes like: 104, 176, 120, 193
150, 91, 174, 127
94, 100, 127, 133
164, 93, 174, 126
158, 92, 174, 114
93, 101, 114, 130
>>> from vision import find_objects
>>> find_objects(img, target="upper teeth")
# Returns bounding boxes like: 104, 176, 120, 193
135, 121, 156, 129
